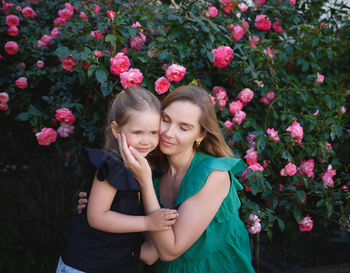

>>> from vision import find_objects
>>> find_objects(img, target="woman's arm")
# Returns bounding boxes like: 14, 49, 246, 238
87, 175, 178, 233
142, 170, 230, 261
140, 234, 159, 265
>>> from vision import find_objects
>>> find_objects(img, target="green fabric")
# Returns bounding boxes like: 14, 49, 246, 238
153, 152, 255, 273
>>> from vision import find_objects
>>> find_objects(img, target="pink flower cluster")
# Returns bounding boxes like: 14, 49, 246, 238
110, 53, 130, 75
245, 147, 258, 165
273, 19, 283, 33
15, 77, 28, 89
286, 120, 303, 143
266, 128, 280, 142
230, 20, 249, 42
220, 0, 235, 14
249, 35, 260, 48
298, 216, 313, 232
299, 159, 315, 178
254, 0, 266, 7
254, 14, 271, 31
212, 45, 234, 68
238, 3, 248, 12
205, 5, 218, 18
61, 55, 78, 72
36, 108, 76, 145
153, 64, 186, 94
129, 22, 146, 50
213, 86, 228, 110
226, 88, 254, 126
321, 165, 336, 188
280, 162, 297, 176
120, 68, 144, 89
246, 214, 262, 234
0, 92, 9, 111
259, 91, 276, 105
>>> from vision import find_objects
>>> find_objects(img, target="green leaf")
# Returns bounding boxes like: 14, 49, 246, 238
296, 190, 306, 203
281, 150, 293, 162
105, 34, 117, 44
100, 81, 113, 97
95, 69, 107, 83
277, 218, 285, 231
88, 65, 97, 78
293, 207, 301, 222
54, 46, 70, 58
16, 112, 29, 121
302, 62, 309, 72
168, 15, 179, 21
256, 136, 265, 153
325, 201, 333, 217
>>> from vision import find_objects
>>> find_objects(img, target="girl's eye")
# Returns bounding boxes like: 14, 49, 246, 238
134, 131, 142, 135
150, 131, 158, 135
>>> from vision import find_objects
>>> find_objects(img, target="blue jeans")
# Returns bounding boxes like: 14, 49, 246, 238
56, 257, 85, 273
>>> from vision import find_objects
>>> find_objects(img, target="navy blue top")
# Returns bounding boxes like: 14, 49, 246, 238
61, 148, 144, 273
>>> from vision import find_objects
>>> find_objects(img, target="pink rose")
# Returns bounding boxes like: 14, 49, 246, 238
280, 162, 297, 176
6, 15, 20, 27
286, 120, 303, 143
273, 19, 283, 33
54, 17, 66, 25
106, 10, 116, 19
7, 26, 18, 37
210, 95, 216, 107
233, 110, 246, 125
57, 123, 74, 138
110, 53, 130, 76
245, 148, 258, 165
326, 142, 332, 149
266, 128, 280, 142
231, 25, 246, 42
213, 86, 227, 100
247, 221, 262, 234
22, 6, 35, 18
58, 8, 73, 20
321, 165, 336, 188
0, 103, 8, 111
166, 64, 186, 82
224, 120, 234, 130
238, 3, 248, 12
237, 88, 254, 105
299, 159, 314, 178
312, 109, 319, 116
206, 6, 218, 18
154, 77, 170, 94
298, 216, 313, 232
0, 92, 9, 104
90, 30, 104, 39
121, 47, 129, 54
254, 14, 271, 31
229, 100, 243, 115
316, 72, 324, 83
15, 77, 28, 89
246, 134, 257, 144
250, 163, 264, 173
120, 68, 144, 89
220, 0, 235, 13
94, 4, 101, 13
129, 33, 146, 50
4, 41, 19, 55
50, 27, 61, 38
264, 47, 275, 58
36, 60, 44, 68
35, 128, 57, 146
212, 45, 234, 68
94, 50, 102, 58
254, 0, 266, 7
61, 56, 78, 72
249, 35, 260, 48
340, 106, 346, 115
79, 12, 88, 22
55, 108, 75, 125
289, 0, 296, 4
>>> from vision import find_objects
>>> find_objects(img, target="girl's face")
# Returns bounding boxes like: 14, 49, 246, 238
159, 100, 205, 156
113, 110, 160, 157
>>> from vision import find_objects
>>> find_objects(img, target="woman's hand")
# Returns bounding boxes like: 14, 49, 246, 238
146, 209, 178, 231
117, 133, 153, 187
77, 191, 88, 213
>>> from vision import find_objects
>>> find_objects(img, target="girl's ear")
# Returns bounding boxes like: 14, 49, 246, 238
111, 121, 119, 139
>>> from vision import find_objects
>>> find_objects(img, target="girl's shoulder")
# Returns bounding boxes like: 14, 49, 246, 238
85, 147, 139, 191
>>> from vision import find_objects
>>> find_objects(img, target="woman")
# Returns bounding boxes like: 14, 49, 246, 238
80, 85, 255, 272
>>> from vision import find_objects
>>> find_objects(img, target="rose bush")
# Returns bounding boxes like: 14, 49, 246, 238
0, 0, 349, 271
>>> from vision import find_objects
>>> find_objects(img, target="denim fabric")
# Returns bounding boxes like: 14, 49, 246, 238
56, 257, 85, 273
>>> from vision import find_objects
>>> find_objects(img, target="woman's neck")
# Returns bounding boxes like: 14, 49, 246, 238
167, 148, 195, 177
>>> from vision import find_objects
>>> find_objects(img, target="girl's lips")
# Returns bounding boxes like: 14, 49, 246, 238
136, 147, 150, 153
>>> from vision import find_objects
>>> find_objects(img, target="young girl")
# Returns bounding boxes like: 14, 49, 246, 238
56, 87, 178, 273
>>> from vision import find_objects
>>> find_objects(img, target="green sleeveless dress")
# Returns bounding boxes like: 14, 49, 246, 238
153, 152, 255, 273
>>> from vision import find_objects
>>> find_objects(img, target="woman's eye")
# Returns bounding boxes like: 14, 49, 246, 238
180, 127, 188, 131
162, 117, 169, 123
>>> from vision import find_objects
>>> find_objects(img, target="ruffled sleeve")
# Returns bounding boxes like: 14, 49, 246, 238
85, 147, 139, 191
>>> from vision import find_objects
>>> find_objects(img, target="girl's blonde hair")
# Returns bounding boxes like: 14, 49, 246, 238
104, 87, 161, 154
161, 85, 233, 158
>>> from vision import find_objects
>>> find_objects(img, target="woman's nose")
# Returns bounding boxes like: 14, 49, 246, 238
163, 125, 175, 137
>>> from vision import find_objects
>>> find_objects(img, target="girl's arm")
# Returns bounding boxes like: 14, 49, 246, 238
140, 234, 159, 265
119, 135, 230, 261
87, 175, 178, 233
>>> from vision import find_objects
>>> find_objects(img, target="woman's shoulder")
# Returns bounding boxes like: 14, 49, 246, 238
84, 147, 139, 191
193, 152, 245, 175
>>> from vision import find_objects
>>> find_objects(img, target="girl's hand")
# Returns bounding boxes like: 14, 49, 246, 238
77, 191, 88, 213
146, 209, 179, 232
117, 133, 153, 187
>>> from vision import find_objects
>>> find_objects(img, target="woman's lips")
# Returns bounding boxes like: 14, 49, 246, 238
161, 139, 175, 147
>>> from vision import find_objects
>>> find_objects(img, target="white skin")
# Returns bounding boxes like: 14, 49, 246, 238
85, 110, 178, 264
118, 101, 231, 261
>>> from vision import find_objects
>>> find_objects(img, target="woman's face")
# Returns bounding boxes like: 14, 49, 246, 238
159, 100, 204, 156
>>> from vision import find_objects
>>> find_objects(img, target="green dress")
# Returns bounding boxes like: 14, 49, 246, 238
153, 152, 255, 273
